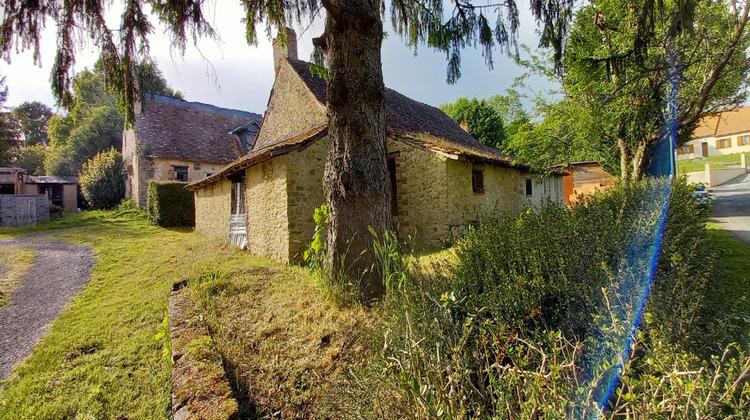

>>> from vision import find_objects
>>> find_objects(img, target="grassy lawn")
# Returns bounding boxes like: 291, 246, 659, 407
704, 222, 750, 336
0, 247, 34, 310
0, 209, 369, 419
677, 153, 743, 173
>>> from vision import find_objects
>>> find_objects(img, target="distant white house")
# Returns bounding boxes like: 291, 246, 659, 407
679, 106, 750, 160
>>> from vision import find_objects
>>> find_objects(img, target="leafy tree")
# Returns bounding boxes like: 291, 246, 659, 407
79, 147, 125, 209
551, 0, 750, 179
45, 69, 124, 176
0, 76, 22, 166
12, 101, 53, 146
0, 0, 577, 299
135, 60, 183, 101
12, 143, 47, 175
488, 88, 532, 140
440, 97, 506, 149
45, 62, 178, 176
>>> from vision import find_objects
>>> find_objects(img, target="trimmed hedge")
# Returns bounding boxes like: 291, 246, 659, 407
147, 181, 195, 227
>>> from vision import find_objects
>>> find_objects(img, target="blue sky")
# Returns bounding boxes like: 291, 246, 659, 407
0, 1, 557, 115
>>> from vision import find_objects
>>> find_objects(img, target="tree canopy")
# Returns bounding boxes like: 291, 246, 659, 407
45, 62, 179, 176
45, 68, 124, 176
440, 97, 507, 149
547, 0, 750, 179
12, 101, 53, 146
0, 76, 22, 166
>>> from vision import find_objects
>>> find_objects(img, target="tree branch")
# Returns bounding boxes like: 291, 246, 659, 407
680, 0, 750, 129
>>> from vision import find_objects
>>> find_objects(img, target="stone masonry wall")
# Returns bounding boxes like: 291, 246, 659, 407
446, 159, 564, 238
252, 61, 327, 150
245, 157, 290, 262
286, 138, 327, 262
194, 178, 232, 242
388, 140, 450, 250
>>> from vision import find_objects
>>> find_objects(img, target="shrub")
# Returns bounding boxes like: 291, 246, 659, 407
78, 147, 125, 210
147, 181, 195, 227
341, 177, 750, 418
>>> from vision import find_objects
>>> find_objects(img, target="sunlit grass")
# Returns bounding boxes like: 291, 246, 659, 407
677, 152, 744, 173
0, 247, 34, 309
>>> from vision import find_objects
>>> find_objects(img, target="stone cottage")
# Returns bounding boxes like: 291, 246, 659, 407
123, 94, 261, 207
186, 37, 564, 263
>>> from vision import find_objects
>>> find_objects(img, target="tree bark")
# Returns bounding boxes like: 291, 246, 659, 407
322, 0, 391, 301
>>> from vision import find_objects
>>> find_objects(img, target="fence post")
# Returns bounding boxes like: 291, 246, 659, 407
705, 162, 712, 187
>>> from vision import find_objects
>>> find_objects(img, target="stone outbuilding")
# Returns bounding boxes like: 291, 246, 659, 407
123, 94, 262, 208
186, 36, 564, 263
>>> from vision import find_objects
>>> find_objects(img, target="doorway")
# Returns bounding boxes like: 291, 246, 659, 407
701, 142, 709, 157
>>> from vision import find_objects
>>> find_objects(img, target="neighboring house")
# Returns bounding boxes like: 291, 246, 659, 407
186, 33, 564, 263
0, 167, 78, 211
678, 106, 750, 160
0, 167, 79, 226
556, 161, 618, 205
123, 94, 262, 208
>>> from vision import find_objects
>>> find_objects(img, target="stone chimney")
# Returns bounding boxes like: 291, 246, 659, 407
273, 27, 298, 74
460, 122, 469, 132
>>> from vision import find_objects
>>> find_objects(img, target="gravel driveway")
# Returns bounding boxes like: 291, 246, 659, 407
0, 231, 94, 381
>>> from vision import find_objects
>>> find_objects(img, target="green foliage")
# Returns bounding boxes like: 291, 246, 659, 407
341, 178, 750, 417
11, 143, 47, 175
440, 97, 506, 149
135, 60, 183, 100
79, 147, 125, 210
12, 101, 53, 146
303, 204, 329, 272
45, 69, 124, 176
527, 0, 750, 178
0, 76, 22, 166
147, 181, 195, 227
370, 227, 408, 294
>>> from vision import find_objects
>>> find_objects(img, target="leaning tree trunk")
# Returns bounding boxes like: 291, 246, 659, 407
322, 0, 391, 301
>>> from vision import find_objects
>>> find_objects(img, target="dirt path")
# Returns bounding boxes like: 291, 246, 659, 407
0, 232, 94, 381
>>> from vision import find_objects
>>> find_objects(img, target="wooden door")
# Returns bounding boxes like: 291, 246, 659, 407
701, 142, 709, 157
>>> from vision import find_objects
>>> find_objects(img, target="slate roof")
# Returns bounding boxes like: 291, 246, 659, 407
692, 106, 750, 138
286, 58, 517, 166
135, 94, 262, 163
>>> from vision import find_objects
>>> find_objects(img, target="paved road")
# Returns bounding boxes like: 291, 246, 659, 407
710, 173, 750, 245
0, 231, 93, 381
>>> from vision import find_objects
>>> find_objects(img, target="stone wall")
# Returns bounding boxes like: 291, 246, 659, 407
0, 194, 50, 227
194, 178, 232, 242
446, 160, 526, 236
245, 157, 290, 262
286, 138, 327, 262
387, 140, 450, 249
446, 159, 563, 238
252, 61, 327, 150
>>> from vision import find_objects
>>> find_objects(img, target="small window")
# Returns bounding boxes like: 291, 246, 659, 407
194, 163, 201, 170
678, 144, 694, 155
173, 165, 189, 182
472, 169, 484, 194
739, 135, 750, 146
717, 138, 731, 149
525, 179, 533, 196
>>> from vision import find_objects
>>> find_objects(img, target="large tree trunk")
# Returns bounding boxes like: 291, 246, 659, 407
322, 0, 391, 301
